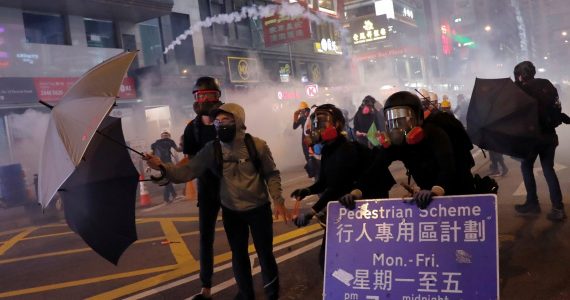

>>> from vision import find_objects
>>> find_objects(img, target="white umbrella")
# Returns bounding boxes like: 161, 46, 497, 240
38, 51, 138, 208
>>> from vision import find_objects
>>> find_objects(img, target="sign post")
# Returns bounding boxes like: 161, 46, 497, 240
324, 195, 498, 299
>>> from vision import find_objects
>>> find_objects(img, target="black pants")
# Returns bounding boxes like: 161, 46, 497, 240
222, 203, 279, 300
197, 175, 221, 289
521, 138, 563, 208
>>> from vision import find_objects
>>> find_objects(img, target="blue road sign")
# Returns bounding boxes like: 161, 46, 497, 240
323, 195, 498, 300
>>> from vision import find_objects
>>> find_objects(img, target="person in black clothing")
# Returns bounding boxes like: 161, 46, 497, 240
293, 101, 316, 178
182, 76, 223, 300
342, 91, 476, 211
290, 104, 395, 270
353, 95, 385, 148
151, 131, 181, 203
513, 61, 566, 221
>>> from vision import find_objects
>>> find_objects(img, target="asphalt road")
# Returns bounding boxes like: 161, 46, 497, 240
2, 125, 570, 299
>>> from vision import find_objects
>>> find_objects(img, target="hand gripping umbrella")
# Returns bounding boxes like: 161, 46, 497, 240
38, 51, 142, 264
467, 77, 541, 159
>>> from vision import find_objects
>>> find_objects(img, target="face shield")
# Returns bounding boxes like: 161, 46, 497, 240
309, 112, 336, 144
384, 106, 418, 145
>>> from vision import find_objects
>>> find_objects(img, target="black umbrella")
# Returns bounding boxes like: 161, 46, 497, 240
59, 116, 139, 265
467, 77, 541, 158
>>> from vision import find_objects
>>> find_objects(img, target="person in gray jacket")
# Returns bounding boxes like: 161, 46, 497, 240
145, 103, 290, 300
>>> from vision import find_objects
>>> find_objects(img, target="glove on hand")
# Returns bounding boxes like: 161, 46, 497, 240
293, 211, 314, 227
413, 190, 434, 210
291, 188, 311, 201
339, 194, 357, 210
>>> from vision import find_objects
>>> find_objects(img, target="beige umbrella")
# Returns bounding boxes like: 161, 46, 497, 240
38, 51, 138, 208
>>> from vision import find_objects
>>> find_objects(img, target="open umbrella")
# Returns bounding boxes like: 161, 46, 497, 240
61, 116, 139, 265
467, 77, 540, 158
38, 51, 138, 208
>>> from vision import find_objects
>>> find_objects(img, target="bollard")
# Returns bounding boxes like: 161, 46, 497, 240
139, 174, 151, 207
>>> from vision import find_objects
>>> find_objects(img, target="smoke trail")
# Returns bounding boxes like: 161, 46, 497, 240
163, 2, 345, 54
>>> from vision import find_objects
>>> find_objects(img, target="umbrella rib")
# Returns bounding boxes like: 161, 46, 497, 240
95, 130, 145, 157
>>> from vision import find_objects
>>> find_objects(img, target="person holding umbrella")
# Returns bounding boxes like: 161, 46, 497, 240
512, 61, 565, 221
146, 103, 290, 300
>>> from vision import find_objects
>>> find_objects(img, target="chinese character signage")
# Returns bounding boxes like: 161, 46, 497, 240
262, 15, 311, 47
324, 195, 498, 299
227, 57, 260, 83
314, 38, 342, 55
348, 15, 393, 45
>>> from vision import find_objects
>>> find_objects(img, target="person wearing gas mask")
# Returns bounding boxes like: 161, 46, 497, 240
353, 95, 385, 148
181, 76, 223, 300
146, 103, 290, 300
291, 104, 395, 270
340, 91, 475, 211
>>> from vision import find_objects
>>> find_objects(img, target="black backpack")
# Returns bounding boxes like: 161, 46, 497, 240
525, 78, 562, 130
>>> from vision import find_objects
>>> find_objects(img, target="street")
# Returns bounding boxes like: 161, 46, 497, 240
2, 126, 570, 299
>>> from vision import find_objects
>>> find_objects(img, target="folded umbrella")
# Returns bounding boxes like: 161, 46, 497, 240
467, 77, 541, 158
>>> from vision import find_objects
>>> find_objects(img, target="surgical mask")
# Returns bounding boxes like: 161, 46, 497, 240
216, 124, 236, 143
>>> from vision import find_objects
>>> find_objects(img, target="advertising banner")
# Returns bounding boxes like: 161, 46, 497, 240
227, 57, 260, 83
324, 195, 498, 300
0, 78, 38, 104
33, 77, 137, 101
262, 15, 311, 47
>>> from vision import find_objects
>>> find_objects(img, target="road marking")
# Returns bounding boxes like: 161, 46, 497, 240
125, 230, 325, 299
136, 216, 203, 223
0, 227, 36, 255
92, 224, 323, 300
160, 221, 197, 264
0, 265, 176, 298
207, 239, 323, 298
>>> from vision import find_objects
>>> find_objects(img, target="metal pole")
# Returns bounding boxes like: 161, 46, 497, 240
288, 43, 295, 78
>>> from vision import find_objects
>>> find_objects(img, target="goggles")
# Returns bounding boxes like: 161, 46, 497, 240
193, 90, 221, 102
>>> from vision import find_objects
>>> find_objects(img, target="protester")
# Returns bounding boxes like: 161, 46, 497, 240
146, 103, 290, 300
513, 61, 566, 221
353, 95, 385, 148
441, 95, 452, 113
150, 131, 181, 204
291, 104, 395, 270
293, 101, 315, 178
488, 150, 508, 177
343, 91, 476, 211
182, 76, 223, 299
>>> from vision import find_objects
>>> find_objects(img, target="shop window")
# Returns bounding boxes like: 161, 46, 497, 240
84, 18, 117, 48
318, 0, 336, 12
23, 12, 68, 45
139, 18, 163, 66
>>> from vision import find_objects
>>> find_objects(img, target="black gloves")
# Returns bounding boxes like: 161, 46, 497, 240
293, 211, 314, 227
412, 190, 434, 209
291, 188, 311, 201
339, 194, 357, 210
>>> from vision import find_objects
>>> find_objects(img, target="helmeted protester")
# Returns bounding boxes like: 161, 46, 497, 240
353, 95, 385, 148
513, 60, 566, 221
147, 103, 290, 300
441, 95, 452, 113
341, 91, 477, 211
182, 76, 224, 299
291, 104, 395, 270
293, 101, 316, 178
151, 130, 182, 203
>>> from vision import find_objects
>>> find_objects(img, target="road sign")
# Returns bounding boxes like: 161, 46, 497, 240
306, 84, 318, 97
324, 195, 498, 300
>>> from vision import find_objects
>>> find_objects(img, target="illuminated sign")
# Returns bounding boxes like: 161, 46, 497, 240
441, 22, 453, 56
227, 57, 260, 83
348, 15, 392, 45
279, 63, 292, 82
375, 0, 416, 26
314, 38, 342, 55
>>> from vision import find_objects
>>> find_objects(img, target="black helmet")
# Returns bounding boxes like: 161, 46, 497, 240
384, 91, 423, 123
314, 104, 345, 129
513, 61, 536, 83
362, 95, 376, 106
193, 76, 221, 95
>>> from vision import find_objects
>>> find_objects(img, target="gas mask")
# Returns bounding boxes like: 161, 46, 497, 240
379, 106, 424, 147
215, 120, 237, 143
362, 105, 371, 115
193, 90, 222, 116
309, 112, 338, 145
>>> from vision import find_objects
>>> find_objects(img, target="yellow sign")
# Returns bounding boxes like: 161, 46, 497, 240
227, 56, 259, 83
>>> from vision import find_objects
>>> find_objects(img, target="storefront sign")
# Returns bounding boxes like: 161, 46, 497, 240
305, 84, 318, 97
227, 57, 260, 83
279, 63, 292, 82
33, 77, 137, 101
314, 38, 342, 55
262, 15, 311, 47
277, 89, 301, 101
352, 47, 421, 62
348, 15, 393, 45
0, 78, 37, 104
324, 195, 498, 299
308, 63, 322, 83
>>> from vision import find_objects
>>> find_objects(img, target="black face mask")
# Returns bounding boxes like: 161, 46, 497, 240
217, 124, 237, 142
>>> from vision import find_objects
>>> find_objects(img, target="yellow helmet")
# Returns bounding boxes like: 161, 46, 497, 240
441, 99, 451, 108
299, 101, 309, 109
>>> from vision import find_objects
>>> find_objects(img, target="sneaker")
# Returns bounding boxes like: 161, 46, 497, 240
546, 208, 567, 221
514, 202, 541, 215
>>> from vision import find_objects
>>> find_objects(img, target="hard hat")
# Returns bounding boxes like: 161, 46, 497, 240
441, 99, 451, 108
299, 101, 309, 109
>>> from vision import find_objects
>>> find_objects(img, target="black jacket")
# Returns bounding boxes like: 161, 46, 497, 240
308, 135, 395, 212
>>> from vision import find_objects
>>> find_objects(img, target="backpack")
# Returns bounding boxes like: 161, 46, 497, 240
212, 133, 262, 179
526, 78, 562, 130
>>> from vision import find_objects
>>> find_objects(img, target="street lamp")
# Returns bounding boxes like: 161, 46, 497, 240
484, 25, 492, 32
563, 31, 568, 36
